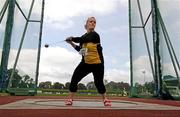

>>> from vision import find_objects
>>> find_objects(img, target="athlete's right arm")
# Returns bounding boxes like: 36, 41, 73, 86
66, 39, 81, 52
71, 37, 82, 43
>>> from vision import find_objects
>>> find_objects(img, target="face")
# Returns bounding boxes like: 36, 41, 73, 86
85, 17, 96, 31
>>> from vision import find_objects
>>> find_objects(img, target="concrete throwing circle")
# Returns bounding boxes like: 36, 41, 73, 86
1, 99, 180, 110
26, 99, 137, 109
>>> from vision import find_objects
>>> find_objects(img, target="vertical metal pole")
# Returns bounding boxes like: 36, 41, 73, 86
0, 0, 15, 91
151, 0, 162, 97
35, 0, 45, 94
129, 0, 135, 97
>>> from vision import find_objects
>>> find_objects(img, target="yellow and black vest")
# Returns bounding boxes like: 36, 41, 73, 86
72, 31, 104, 64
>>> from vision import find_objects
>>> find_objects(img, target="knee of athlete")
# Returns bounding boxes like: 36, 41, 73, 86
94, 80, 104, 88
97, 87, 106, 94
95, 83, 106, 94
69, 83, 78, 92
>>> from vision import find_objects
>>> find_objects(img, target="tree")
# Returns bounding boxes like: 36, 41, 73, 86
78, 83, 87, 90
65, 82, 70, 89
6, 69, 35, 88
86, 81, 96, 90
39, 82, 46, 88
106, 81, 118, 91
44, 81, 52, 89
28, 78, 35, 88
134, 82, 144, 94
52, 82, 64, 89
7, 69, 22, 88
21, 75, 35, 88
104, 79, 108, 85
117, 82, 130, 91
144, 81, 155, 94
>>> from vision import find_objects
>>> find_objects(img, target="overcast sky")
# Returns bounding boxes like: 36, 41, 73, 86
39, 0, 180, 85
39, 0, 130, 84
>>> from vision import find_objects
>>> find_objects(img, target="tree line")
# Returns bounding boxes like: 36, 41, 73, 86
38, 81, 130, 91
5, 68, 130, 91
5, 68, 157, 95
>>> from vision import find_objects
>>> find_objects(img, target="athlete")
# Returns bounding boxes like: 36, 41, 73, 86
65, 17, 111, 106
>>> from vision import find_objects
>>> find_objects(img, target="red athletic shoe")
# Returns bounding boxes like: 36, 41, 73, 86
65, 99, 73, 105
103, 99, 111, 107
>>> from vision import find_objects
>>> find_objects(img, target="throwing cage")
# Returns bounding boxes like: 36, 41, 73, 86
0, 0, 44, 95
129, 0, 180, 99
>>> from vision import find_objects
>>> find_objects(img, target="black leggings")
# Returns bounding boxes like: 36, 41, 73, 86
69, 62, 106, 94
